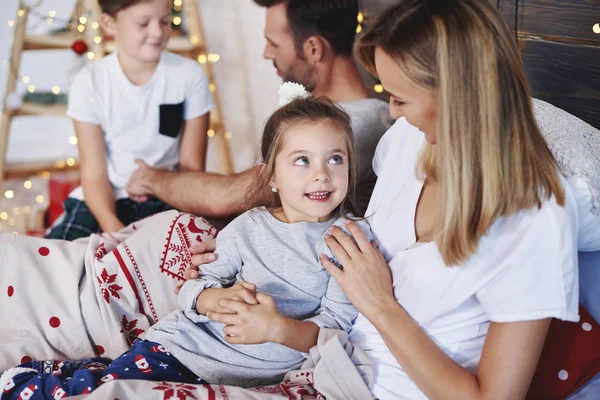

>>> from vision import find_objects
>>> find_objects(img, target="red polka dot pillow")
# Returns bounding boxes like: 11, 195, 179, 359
527, 305, 600, 399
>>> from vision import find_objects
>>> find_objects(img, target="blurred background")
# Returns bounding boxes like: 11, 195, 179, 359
0, 0, 598, 235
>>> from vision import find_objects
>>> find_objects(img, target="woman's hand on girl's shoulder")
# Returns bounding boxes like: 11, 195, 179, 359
321, 220, 397, 319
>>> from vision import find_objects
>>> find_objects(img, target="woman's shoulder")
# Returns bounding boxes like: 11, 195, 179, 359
480, 176, 578, 258
373, 118, 425, 176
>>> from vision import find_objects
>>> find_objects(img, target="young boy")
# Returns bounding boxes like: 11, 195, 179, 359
46, 0, 214, 241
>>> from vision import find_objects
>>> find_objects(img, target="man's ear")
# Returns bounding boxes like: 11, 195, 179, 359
303, 36, 326, 63
100, 13, 117, 38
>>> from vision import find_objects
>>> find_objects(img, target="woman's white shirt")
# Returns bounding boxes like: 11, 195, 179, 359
349, 118, 580, 400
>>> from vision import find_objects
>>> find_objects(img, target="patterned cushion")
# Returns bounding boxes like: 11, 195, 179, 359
527, 305, 600, 399
534, 99, 600, 251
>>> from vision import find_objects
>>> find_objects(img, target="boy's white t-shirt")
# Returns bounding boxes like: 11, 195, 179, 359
350, 118, 580, 400
67, 51, 215, 200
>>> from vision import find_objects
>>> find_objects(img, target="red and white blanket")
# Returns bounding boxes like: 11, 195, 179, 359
0, 210, 217, 372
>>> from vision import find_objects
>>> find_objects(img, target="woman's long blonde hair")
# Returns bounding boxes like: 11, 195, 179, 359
356, 0, 564, 265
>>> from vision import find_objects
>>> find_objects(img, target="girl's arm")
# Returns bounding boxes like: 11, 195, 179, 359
321, 221, 550, 400
209, 293, 321, 353
178, 113, 210, 172
75, 120, 124, 233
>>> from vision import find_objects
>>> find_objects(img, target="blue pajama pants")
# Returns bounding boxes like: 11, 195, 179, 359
1, 340, 204, 400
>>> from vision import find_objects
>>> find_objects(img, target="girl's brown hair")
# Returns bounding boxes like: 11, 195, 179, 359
355, 0, 564, 265
247, 96, 358, 216
98, 0, 145, 16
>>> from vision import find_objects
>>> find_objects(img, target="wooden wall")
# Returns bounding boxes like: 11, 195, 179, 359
361, 0, 600, 128
495, 0, 600, 129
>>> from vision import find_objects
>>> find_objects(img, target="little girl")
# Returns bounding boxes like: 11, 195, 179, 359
2, 85, 372, 399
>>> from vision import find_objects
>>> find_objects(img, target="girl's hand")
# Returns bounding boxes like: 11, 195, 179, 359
207, 292, 283, 345
320, 221, 396, 320
195, 282, 258, 315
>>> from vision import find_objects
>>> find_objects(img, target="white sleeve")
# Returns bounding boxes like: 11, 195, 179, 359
372, 118, 409, 176
475, 196, 579, 323
67, 66, 101, 125
184, 63, 215, 120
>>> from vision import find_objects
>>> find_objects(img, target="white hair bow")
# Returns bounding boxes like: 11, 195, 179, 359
278, 82, 310, 106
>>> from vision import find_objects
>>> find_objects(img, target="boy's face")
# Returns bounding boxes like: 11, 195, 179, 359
102, 0, 172, 63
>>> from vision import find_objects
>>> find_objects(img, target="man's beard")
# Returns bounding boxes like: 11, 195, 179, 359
276, 60, 316, 93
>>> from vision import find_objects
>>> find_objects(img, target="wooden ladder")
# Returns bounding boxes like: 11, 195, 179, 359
0, 0, 233, 188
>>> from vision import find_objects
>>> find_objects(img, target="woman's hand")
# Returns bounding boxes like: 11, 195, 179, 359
207, 292, 283, 345
320, 220, 396, 320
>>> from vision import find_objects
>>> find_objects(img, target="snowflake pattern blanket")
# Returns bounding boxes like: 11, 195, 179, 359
0, 210, 218, 373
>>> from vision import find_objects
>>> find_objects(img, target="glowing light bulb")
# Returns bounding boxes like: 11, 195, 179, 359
87, 52, 95, 60
66, 158, 75, 167
594, 23, 600, 34
23, 180, 32, 189
52, 86, 60, 94
197, 54, 207, 64
374, 84, 384, 93
77, 24, 85, 32
94, 36, 102, 44
224, 132, 232, 140
69, 136, 78, 145
357, 12, 364, 23
49, 11, 56, 18
22, 76, 30, 83
36, 195, 44, 204
4, 190, 14, 199
27, 85, 35, 93
7, 21, 14, 28
79, 16, 88, 24
173, 16, 182, 26
356, 25, 362, 34
207, 129, 215, 137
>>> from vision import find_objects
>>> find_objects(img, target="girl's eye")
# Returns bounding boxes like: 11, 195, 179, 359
138, 22, 149, 27
293, 156, 309, 166
161, 20, 170, 26
329, 155, 344, 164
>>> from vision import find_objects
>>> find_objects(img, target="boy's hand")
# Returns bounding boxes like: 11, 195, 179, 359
195, 282, 258, 315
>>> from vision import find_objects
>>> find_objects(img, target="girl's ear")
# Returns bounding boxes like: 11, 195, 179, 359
100, 13, 117, 38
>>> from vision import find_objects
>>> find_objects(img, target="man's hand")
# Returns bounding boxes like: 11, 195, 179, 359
196, 282, 258, 315
126, 159, 153, 201
174, 239, 217, 294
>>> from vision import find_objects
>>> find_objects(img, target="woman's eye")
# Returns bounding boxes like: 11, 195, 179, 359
138, 22, 149, 28
293, 156, 309, 166
391, 98, 405, 107
329, 155, 343, 164
161, 20, 170, 26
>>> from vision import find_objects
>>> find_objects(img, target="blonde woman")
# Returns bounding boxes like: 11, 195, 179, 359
315, 0, 579, 399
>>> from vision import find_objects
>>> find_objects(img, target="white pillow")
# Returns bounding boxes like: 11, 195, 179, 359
533, 99, 600, 251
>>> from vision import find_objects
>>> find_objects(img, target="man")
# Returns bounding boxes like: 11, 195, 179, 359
126, 0, 392, 220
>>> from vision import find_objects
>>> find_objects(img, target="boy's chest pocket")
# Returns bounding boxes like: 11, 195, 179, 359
159, 101, 185, 138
